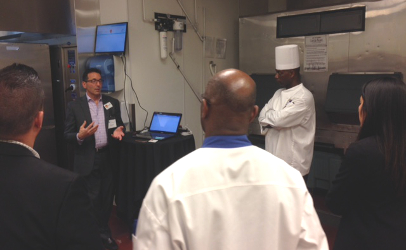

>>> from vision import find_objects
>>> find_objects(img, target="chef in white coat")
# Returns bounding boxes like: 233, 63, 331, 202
133, 69, 328, 250
258, 44, 316, 176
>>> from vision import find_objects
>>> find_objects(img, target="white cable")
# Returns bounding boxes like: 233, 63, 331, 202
176, 0, 204, 42
209, 61, 216, 76
181, 125, 193, 135
169, 52, 201, 102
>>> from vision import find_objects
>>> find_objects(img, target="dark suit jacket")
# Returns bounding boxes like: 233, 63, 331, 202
0, 141, 103, 250
64, 95, 125, 175
326, 136, 406, 250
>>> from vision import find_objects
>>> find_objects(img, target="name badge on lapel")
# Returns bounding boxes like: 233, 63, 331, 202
104, 102, 113, 110
108, 119, 117, 129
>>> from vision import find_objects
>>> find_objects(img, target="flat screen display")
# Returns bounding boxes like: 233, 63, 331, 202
149, 112, 182, 133
95, 22, 128, 54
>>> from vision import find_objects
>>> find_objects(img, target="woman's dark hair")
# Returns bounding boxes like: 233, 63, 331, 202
358, 76, 406, 193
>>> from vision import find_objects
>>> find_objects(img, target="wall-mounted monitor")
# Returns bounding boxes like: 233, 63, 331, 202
95, 22, 128, 54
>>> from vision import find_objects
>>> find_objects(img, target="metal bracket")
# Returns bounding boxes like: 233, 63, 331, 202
154, 12, 186, 32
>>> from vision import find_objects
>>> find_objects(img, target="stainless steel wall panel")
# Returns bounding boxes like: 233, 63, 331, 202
239, 16, 277, 74
240, 1, 406, 149
0, 42, 58, 165
286, 0, 380, 11
74, 0, 101, 28
239, 0, 269, 17
0, 0, 75, 35
74, 0, 101, 97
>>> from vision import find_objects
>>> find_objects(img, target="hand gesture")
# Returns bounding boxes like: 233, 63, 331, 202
78, 121, 99, 140
112, 126, 125, 141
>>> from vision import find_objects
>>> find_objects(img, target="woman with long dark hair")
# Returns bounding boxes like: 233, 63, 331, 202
326, 77, 406, 250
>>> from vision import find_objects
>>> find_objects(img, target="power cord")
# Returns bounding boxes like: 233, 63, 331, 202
121, 55, 149, 130
121, 55, 133, 131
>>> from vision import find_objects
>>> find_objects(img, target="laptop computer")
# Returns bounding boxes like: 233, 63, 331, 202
134, 112, 182, 140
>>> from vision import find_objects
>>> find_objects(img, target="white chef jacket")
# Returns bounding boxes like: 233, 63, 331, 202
133, 135, 328, 250
258, 83, 316, 176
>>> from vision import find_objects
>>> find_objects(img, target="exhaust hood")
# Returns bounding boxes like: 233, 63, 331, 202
325, 72, 403, 125
0, 0, 75, 43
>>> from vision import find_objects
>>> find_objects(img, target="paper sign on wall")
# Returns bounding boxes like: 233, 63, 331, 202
304, 35, 328, 72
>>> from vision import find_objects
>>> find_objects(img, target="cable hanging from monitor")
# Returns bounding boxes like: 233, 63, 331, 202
121, 56, 133, 131
121, 55, 149, 130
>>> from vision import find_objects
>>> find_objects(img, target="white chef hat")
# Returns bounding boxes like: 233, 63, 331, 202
275, 44, 300, 70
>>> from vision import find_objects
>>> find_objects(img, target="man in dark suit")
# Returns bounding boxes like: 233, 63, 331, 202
0, 63, 103, 250
64, 67, 125, 250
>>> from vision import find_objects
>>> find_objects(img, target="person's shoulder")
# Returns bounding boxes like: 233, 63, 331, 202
350, 136, 377, 148
158, 149, 200, 174
266, 89, 283, 102
67, 96, 86, 107
150, 148, 217, 185
149, 146, 306, 197
31, 159, 79, 183
298, 83, 314, 96
352, 136, 379, 148
346, 136, 381, 159
293, 84, 315, 107
102, 94, 119, 102
250, 146, 307, 187
251, 145, 297, 167
273, 88, 284, 95
234, 146, 305, 179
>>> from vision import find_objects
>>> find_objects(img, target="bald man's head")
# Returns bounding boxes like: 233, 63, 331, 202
204, 69, 256, 112
201, 69, 258, 137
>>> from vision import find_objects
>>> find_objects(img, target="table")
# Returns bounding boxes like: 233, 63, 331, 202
116, 132, 196, 226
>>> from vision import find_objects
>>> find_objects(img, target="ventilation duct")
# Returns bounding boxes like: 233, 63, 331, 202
0, 0, 75, 42
325, 72, 403, 125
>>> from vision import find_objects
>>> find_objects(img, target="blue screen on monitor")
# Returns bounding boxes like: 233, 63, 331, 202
150, 114, 181, 133
95, 22, 128, 54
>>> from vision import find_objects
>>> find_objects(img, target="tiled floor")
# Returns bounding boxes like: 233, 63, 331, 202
110, 191, 338, 250
311, 189, 339, 249
109, 206, 132, 250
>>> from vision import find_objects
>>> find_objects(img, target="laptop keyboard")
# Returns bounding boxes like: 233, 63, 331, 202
135, 131, 175, 140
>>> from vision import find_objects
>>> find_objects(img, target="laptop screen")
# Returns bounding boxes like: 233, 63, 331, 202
149, 112, 182, 133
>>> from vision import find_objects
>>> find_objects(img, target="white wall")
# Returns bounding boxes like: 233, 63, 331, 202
99, 0, 239, 147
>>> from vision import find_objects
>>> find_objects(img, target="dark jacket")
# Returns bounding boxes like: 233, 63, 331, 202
326, 136, 406, 250
64, 94, 124, 175
0, 141, 103, 250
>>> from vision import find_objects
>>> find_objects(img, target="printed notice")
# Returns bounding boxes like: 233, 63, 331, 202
304, 35, 328, 72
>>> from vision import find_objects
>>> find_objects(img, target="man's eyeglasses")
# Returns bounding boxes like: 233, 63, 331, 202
86, 79, 103, 84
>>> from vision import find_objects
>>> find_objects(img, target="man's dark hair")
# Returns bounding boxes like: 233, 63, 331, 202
0, 63, 44, 138
82, 68, 102, 82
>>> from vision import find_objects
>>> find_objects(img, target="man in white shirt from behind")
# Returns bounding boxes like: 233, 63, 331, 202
133, 69, 328, 250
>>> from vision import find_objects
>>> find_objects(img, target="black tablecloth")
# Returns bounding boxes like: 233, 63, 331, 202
116, 132, 196, 226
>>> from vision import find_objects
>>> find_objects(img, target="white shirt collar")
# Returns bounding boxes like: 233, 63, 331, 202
86, 93, 102, 102
0, 139, 40, 159
283, 83, 303, 93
